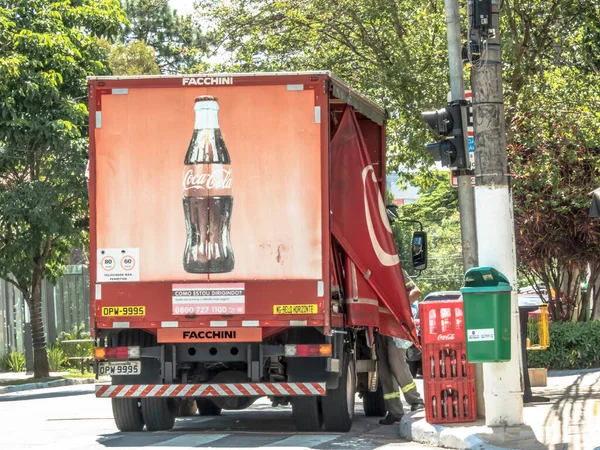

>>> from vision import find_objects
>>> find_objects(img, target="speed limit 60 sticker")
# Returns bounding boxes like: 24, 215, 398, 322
97, 248, 140, 283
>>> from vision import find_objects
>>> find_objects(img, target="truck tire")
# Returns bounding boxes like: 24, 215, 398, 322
111, 398, 144, 432
196, 398, 222, 416
141, 398, 177, 431
177, 398, 198, 417
321, 355, 355, 432
362, 384, 386, 417
292, 396, 323, 431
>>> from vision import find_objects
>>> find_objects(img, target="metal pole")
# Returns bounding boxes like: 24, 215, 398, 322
469, 0, 524, 426
445, 0, 465, 101
444, 0, 484, 418
444, 0, 478, 271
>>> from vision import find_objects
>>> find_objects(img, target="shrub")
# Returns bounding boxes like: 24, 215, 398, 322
6, 352, 26, 372
48, 345, 66, 372
527, 320, 600, 370
0, 353, 10, 371
57, 323, 93, 370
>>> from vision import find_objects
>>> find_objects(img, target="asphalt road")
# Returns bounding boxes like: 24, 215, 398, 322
0, 383, 438, 450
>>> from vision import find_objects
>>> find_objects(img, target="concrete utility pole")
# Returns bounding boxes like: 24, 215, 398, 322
443, 0, 484, 417
468, 0, 524, 426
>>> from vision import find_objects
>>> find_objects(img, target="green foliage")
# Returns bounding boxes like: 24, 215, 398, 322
47, 345, 66, 372
0, 353, 10, 371
0, 0, 126, 285
527, 321, 600, 370
502, 0, 600, 112
107, 40, 161, 75
392, 172, 463, 298
509, 68, 600, 321
120, 0, 209, 73
58, 324, 93, 368
6, 352, 26, 372
198, 0, 451, 180
0, 0, 126, 377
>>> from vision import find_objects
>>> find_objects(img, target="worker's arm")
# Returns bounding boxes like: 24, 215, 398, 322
402, 269, 421, 304
408, 285, 421, 304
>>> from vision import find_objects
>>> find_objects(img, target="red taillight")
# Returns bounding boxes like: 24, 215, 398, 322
94, 346, 140, 359
285, 344, 332, 357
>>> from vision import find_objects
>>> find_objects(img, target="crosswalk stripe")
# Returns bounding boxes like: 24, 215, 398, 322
150, 433, 228, 447
265, 434, 342, 448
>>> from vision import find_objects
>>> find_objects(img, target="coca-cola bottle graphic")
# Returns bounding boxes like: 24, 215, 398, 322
182, 95, 234, 273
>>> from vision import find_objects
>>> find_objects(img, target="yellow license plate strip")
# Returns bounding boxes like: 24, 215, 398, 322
273, 304, 318, 315
101, 306, 146, 317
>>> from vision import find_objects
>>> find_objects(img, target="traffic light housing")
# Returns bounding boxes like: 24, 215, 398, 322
422, 103, 468, 169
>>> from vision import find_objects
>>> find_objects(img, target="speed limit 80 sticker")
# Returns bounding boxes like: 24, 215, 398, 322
97, 248, 140, 283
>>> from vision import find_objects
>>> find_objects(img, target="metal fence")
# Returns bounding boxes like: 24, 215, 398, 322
0, 265, 90, 355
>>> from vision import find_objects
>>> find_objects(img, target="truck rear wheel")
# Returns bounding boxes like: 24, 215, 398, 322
196, 398, 222, 416
141, 398, 177, 431
292, 396, 323, 431
111, 398, 144, 432
321, 355, 355, 432
362, 384, 386, 417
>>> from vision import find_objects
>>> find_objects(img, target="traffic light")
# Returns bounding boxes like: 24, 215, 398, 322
422, 102, 468, 169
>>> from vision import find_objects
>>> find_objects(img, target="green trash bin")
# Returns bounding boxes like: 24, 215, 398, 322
460, 267, 512, 363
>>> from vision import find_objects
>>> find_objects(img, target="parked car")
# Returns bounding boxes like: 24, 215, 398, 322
406, 291, 462, 377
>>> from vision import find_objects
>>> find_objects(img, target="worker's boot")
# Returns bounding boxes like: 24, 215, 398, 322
378, 412, 402, 425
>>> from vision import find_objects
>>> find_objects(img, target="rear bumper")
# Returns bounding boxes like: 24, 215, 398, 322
96, 382, 327, 398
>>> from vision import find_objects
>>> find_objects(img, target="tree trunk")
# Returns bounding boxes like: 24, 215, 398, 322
28, 266, 49, 378
592, 274, 600, 320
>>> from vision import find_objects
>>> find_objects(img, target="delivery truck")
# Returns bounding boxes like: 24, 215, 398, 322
88, 71, 424, 433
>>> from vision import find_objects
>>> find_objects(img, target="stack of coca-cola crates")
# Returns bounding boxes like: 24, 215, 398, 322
419, 299, 477, 424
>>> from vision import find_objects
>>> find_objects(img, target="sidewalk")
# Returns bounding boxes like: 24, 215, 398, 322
400, 369, 600, 450
0, 371, 97, 394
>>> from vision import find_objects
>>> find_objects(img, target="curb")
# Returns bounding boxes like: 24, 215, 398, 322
399, 414, 518, 450
0, 377, 95, 395
547, 367, 600, 377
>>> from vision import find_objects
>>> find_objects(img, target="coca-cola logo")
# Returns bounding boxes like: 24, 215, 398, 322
361, 165, 399, 267
437, 334, 455, 341
183, 168, 232, 191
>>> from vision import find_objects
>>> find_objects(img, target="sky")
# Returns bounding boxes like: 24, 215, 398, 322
168, 0, 194, 16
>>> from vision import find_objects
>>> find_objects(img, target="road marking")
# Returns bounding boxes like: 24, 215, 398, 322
150, 433, 228, 447
266, 434, 342, 448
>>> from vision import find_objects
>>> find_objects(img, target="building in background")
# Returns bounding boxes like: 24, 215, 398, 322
386, 173, 420, 205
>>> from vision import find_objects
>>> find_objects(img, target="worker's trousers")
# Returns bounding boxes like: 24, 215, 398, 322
375, 333, 424, 416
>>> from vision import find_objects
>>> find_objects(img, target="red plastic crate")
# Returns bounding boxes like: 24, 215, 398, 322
424, 379, 477, 424
419, 300, 466, 345
422, 342, 475, 381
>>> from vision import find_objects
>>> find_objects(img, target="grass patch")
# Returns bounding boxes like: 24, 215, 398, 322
0, 371, 95, 387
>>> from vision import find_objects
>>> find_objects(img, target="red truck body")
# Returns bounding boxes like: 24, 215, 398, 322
88, 71, 417, 432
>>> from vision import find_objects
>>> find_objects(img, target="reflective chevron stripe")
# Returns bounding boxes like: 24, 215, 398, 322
95, 382, 327, 398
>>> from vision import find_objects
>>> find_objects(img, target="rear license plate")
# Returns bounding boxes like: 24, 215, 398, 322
98, 361, 141, 376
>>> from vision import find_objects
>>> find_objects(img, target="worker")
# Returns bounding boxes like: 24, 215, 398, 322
376, 268, 424, 425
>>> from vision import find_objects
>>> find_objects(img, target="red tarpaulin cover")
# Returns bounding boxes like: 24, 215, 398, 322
330, 107, 418, 344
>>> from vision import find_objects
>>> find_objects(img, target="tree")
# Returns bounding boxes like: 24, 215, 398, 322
200, 0, 600, 317
108, 40, 161, 75
199, 0, 451, 180
0, 0, 126, 377
120, 0, 210, 73
509, 68, 600, 322
392, 172, 464, 297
